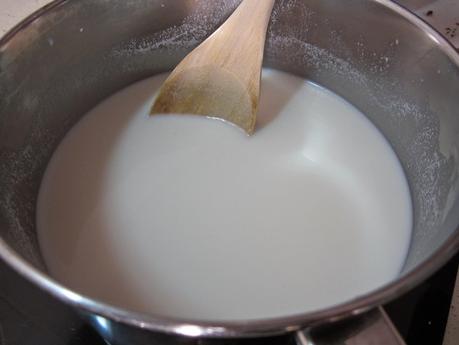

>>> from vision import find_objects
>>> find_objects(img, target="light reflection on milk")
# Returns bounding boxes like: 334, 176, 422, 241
37, 69, 412, 321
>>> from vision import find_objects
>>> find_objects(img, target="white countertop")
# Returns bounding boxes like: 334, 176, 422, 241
0, 0, 49, 34
409, 0, 459, 47
0, 1, 457, 345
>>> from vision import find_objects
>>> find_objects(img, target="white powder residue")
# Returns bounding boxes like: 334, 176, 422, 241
267, 34, 368, 87
111, 0, 241, 57
0, 142, 51, 269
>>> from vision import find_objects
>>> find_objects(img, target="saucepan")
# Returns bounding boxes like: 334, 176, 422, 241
1, 0, 459, 344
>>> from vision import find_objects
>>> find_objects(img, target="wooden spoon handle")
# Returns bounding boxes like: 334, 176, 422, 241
210, 0, 276, 85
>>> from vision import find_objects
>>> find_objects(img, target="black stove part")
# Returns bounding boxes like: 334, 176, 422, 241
386, 253, 459, 345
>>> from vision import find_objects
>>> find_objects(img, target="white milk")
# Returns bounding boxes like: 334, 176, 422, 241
37, 69, 412, 321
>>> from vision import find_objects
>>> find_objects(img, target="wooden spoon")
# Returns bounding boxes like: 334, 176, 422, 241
150, 0, 276, 135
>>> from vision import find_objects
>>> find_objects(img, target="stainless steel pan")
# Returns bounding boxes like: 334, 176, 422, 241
1, 1, 459, 344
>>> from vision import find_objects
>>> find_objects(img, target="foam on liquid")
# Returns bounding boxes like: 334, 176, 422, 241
37, 69, 412, 321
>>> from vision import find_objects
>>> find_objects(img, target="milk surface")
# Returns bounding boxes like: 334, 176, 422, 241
37, 69, 412, 321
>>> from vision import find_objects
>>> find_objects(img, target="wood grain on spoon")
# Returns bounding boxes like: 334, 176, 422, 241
150, 0, 276, 134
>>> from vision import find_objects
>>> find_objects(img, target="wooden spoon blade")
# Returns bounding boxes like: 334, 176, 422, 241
151, 65, 256, 134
